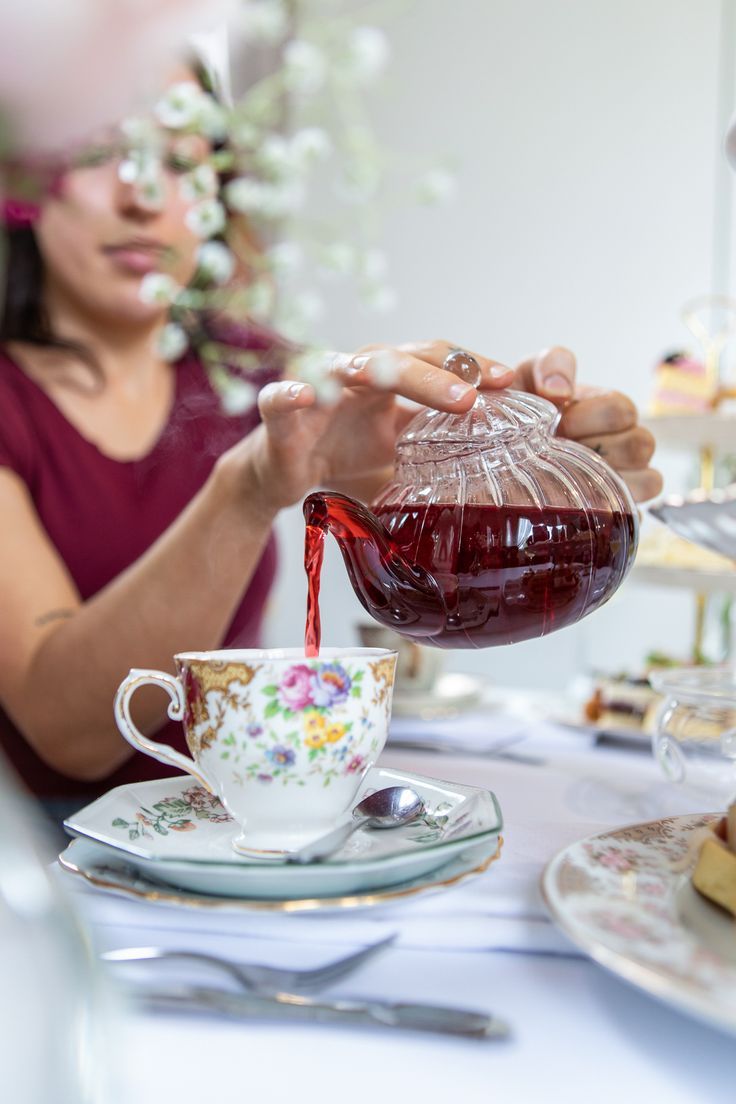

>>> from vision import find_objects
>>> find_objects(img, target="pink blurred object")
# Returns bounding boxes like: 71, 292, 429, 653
2, 198, 40, 228
0, 0, 235, 156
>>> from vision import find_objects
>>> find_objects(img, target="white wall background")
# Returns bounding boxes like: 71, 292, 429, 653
263, 0, 736, 689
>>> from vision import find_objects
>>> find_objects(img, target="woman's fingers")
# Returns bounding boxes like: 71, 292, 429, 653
394, 340, 514, 389
557, 390, 638, 439
576, 426, 656, 471
617, 468, 664, 504
513, 346, 578, 403
327, 341, 512, 412
257, 379, 316, 421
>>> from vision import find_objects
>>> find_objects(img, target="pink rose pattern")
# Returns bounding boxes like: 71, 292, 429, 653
547, 814, 736, 1013
111, 786, 231, 841
277, 664, 315, 711
252, 661, 370, 785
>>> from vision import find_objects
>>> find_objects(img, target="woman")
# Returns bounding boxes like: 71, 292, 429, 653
0, 69, 661, 815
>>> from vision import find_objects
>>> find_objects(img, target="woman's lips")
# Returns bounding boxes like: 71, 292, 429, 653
103, 244, 165, 275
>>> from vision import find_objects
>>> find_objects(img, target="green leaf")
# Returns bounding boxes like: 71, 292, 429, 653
223, 733, 236, 746
112, 817, 128, 828
264, 700, 280, 719
220, 751, 230, 759
262, 685, 278, 697
353, 670, 364, 681
351, 687, 361, 698
154, 824, 168, 836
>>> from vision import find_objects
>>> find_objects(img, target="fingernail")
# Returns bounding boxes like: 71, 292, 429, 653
289, 382, 306, 398
347, 355, 370, 375
449, 381, 475, 401
542, 373, 573, 398
489, 364, 510, 379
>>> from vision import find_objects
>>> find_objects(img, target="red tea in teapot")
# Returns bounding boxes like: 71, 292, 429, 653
304, 492, 636, 655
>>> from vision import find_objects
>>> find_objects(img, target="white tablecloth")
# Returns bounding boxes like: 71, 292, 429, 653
60, 721, 736, 1104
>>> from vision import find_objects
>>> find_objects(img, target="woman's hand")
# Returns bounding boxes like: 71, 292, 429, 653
230, 339, 661, 517
510, 346, 662, 503
237, 341, 515, 514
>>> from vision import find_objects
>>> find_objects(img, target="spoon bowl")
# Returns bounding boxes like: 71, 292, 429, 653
287, 786, 425, 865
352, 786, 425, 828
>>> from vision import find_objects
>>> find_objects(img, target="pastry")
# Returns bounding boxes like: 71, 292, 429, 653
692, 805, 736, 917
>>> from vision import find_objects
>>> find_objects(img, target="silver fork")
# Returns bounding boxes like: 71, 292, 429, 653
102, 934, 396, 995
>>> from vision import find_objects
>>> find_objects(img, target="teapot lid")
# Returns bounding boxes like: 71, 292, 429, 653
397, 350, 560, 449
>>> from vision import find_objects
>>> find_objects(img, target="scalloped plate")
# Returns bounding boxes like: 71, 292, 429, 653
542, 814, 736, 1037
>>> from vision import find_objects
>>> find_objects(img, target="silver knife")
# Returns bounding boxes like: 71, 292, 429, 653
137, 984, 510, 1040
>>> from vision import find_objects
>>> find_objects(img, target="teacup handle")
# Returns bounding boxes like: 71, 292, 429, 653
114, 669, 215, 794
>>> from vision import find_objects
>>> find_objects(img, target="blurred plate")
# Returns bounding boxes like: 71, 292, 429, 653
542, 814, 736, 1037
391, 673, 485, 718
649, 487, 736, 562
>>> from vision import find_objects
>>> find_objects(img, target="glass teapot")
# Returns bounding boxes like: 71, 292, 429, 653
304, 351, 638, 649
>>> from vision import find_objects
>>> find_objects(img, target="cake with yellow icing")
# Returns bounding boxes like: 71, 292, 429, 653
649, 351, 715, 415
692, 805, 736, 917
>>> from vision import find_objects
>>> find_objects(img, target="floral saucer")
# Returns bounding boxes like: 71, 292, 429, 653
58, 834, 501, 912
542, 814, 736, 1037
64, 767, 502, 899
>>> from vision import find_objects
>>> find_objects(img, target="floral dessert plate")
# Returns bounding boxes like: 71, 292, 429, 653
58, 833, 502, 912
542, 814, 736, 1037
64, 767, 502, 899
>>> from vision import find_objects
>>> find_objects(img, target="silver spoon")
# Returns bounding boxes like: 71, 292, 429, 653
287, 786, 425, 865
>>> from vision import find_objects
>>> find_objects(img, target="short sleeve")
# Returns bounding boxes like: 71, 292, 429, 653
0, 363, 36, 485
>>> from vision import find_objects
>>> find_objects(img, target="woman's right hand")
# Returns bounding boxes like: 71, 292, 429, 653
218, 342, 514, 516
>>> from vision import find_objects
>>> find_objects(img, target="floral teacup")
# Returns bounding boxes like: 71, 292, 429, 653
114, 647, 397, 856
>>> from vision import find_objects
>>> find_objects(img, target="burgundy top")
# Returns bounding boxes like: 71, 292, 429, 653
0, 330, 283, 801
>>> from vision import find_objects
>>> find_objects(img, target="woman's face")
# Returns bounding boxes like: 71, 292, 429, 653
34, 75, 211, 330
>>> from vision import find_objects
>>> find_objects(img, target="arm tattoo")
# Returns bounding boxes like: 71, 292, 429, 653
34, 608, 76, 628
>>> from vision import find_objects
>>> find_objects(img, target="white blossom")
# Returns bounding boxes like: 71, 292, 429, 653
225, 177, 304, 219
246, 280, 276, 319
292, 349, 342, 404
156, 322, 188, 362
120, 115, 161, 151
238, 0, 289, 45
185, 198, 227, 239
224, 177, 264, 214
220, 377, 258, 415
283, 40, 327, 96
359, 248, 388, 282
292, 290, 325, 323
155, 82, 209, 130
367, 348, 400, 386
139, 273, 180, 306
362, 285, 398, 314
179, 163, 218, 202
343, 27, 390, 84
258, 134, 293, 177
196, 241, 235, 284
416, 168, 457, 205
197, 98, 228, 142
318, 242, 355, 277
290, 127, 332, 168
267, 241, 304, 275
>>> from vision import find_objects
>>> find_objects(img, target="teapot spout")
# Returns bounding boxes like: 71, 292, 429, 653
303, 492, 447, 655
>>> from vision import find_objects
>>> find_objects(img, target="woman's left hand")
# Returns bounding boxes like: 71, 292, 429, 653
510, 345, 662, 503
335, 340, 662, 503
